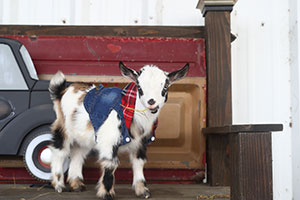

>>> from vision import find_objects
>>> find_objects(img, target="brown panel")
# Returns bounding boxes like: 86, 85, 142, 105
146, 81, 205, 169
0, 156, 24, 167
0, 25, 206, 38
230, 132, 273, 200
205, 11, 232, 186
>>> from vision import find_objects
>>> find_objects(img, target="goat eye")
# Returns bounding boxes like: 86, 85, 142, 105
161, 83, 169, 97
161, 88, 167, 97
137, 85, 144, 96
164, 92, 168, 102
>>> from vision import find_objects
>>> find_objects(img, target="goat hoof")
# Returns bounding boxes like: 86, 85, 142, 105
56, 187, 63, 193
99, 194, 114, 200
62, 186, 72, 192
72, 185, 86, 192
138, 190, 151, 199
97, 190, 115, 200
55, 185, 66, 193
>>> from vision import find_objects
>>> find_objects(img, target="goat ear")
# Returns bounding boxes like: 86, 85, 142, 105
119, 62, 138, 82
168, 63, 189, 83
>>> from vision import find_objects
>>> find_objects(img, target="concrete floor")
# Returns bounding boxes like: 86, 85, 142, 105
0, 184, 230, 200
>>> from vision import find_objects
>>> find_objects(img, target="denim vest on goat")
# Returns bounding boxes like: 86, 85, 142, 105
83, 84, 154, 146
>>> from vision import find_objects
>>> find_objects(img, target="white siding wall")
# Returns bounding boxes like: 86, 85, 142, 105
290, 0, 300, 199
0, 0, 204, 25
0, 0, 296, 199
231, 1, 293, 199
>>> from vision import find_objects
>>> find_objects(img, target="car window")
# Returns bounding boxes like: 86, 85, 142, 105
0, 44, 28, 90
20, 45, 39, 80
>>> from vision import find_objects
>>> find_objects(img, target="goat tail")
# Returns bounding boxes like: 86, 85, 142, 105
49, 71, 66, 101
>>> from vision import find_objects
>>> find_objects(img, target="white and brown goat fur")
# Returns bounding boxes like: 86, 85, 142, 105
48, 62, 189, 199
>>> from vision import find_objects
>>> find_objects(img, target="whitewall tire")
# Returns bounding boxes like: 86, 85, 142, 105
23, 131, 70, 181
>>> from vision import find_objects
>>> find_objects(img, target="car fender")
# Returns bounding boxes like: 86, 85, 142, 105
0, 104, 55, 155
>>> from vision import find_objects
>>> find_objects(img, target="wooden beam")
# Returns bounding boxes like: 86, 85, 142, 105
0, 25, 206, 38
205, 11, 232, 128
200, 1, 233, 185
203, 124, 283, 135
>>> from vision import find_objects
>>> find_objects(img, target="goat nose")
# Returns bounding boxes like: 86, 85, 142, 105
148, 99, 156, 105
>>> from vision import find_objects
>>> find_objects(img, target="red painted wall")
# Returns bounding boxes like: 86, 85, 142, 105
5, 35, 205, 76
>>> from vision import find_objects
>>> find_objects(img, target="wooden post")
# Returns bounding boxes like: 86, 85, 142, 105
230, 132, 273, 200
203, 124, 282, 200
197, 0, 237, 186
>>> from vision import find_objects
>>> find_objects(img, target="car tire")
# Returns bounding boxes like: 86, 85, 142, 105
22, 130, 70, 181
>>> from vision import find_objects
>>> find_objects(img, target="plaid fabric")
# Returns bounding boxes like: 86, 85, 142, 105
121, 82, 157, 138
121, 82, 137, 130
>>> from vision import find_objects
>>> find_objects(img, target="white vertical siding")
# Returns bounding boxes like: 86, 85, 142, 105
0, 0, 297, 199
290, 0, 300, 199
0, 0, 204, 25
231, 1, 292, 199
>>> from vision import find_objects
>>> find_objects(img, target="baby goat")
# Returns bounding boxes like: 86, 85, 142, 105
48, 62, 189, 199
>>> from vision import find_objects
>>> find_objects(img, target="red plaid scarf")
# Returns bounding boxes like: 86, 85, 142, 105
121, 82, 157, 136
121, 82, 137, 129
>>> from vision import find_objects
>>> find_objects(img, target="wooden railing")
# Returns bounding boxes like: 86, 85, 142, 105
204, 124, 283, 200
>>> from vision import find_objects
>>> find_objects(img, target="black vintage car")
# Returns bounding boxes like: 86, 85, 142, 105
0, 37, 69, 181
